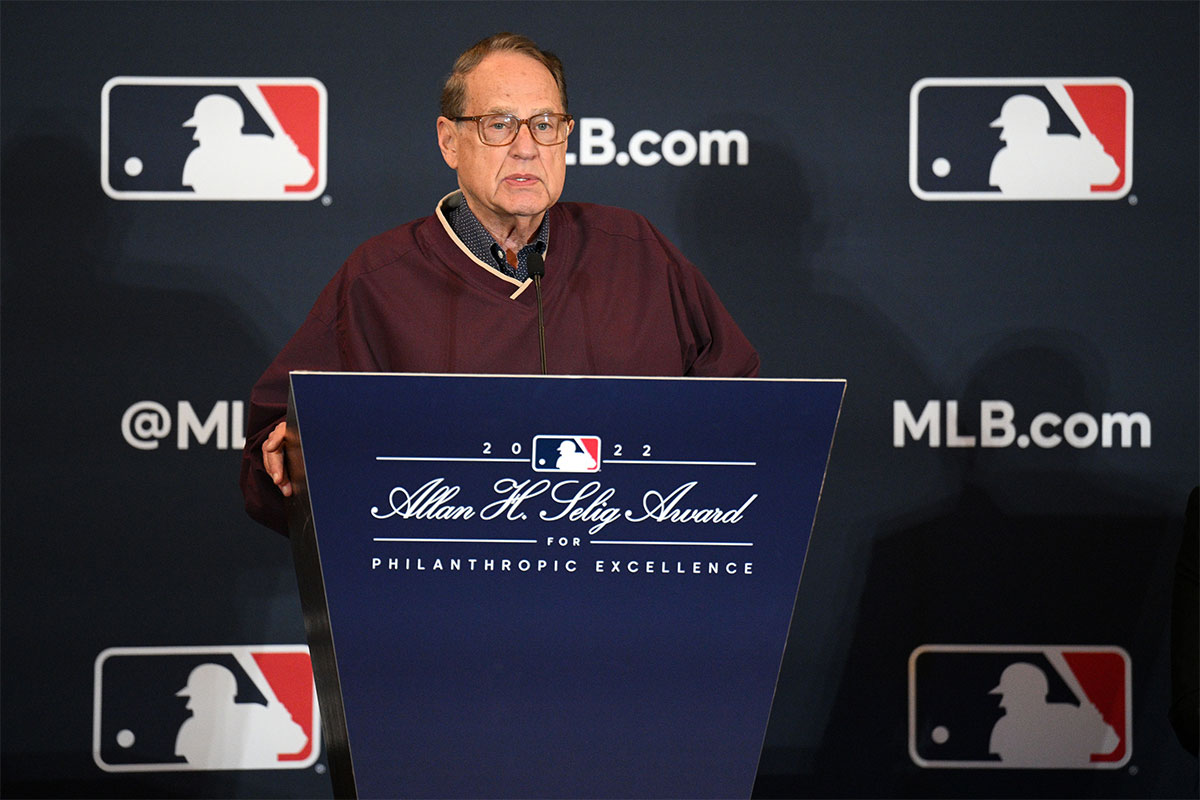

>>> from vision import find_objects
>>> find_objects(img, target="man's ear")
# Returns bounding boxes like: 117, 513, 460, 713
436, 117, 458, 170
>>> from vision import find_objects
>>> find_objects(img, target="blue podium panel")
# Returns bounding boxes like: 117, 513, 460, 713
288, 373, 843, 799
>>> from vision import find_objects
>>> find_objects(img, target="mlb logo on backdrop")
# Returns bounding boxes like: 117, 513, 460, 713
101, 77, 327, 200
93, 645, 320, 772
532, 435, 602, 473
908, 644, 1131, 768
910, 78, 1132, 200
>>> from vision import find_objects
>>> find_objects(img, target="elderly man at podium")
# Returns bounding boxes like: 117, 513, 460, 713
241, 32, 758, 534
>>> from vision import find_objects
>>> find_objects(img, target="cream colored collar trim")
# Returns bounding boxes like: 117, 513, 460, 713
435, 190, 533, 300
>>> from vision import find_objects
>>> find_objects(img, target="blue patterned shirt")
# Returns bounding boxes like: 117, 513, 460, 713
448, 199, 549, 282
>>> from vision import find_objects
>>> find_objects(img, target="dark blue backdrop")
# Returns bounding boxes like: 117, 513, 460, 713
2, 1, 1196, 797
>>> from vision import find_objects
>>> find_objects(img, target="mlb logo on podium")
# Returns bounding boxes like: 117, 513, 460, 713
101, 77, 327, 200
93, 645, 320, 772
532, 435, 602, 473
909, 77, 1132, 200
908, 644, 1131, 769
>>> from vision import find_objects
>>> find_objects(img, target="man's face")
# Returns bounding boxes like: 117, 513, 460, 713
437, 51, 570, 235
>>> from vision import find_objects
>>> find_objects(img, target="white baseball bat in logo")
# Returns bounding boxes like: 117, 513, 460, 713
1044, 648, 1121, 756
1045, 82, 1098, 146
240, 81, 288, 141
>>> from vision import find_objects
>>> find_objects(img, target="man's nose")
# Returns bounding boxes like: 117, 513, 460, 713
509, 121, 539, 156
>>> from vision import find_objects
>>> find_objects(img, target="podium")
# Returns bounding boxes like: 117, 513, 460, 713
285, 372, 843, 799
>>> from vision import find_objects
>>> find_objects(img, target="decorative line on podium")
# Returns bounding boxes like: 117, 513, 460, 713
372, 537, 538, 543
606, 459, 756, 466
374, 455, 757, 466
376, 456, 525, 462
590, 540, 752, 546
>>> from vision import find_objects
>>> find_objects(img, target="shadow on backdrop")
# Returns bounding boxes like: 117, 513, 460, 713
672, 117, 953, 789
1, 125, 318, 797
803, 333, 1183, 798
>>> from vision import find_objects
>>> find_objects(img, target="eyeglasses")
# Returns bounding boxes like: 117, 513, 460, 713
452, 113, 574, 146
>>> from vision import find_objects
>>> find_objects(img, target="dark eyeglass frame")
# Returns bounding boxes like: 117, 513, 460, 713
452, 113, 575, 146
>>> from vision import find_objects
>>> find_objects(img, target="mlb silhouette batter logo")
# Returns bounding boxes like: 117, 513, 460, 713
909, 78, 1132, 200
101, 77, 327, 200
908, 644, 1131, 768
93, 645, 320, 772
532, 435, 602, 473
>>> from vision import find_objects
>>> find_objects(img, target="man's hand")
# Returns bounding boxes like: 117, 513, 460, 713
262, 420, 293, 497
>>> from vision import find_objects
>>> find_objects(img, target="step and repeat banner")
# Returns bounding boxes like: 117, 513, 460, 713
2, 2, 1196, 797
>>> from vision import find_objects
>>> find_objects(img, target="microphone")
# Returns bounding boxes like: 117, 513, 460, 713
528, 251, 547, 374
528, 249, 545, 279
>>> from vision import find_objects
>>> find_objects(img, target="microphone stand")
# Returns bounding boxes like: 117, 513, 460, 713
528, 251, 547, 375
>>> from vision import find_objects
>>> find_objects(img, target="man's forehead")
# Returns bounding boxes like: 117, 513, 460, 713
479, 105, 558, 116
463, 51, 562, 112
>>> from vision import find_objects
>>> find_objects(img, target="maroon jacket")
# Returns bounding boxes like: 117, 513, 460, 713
241, 195, 759, 533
